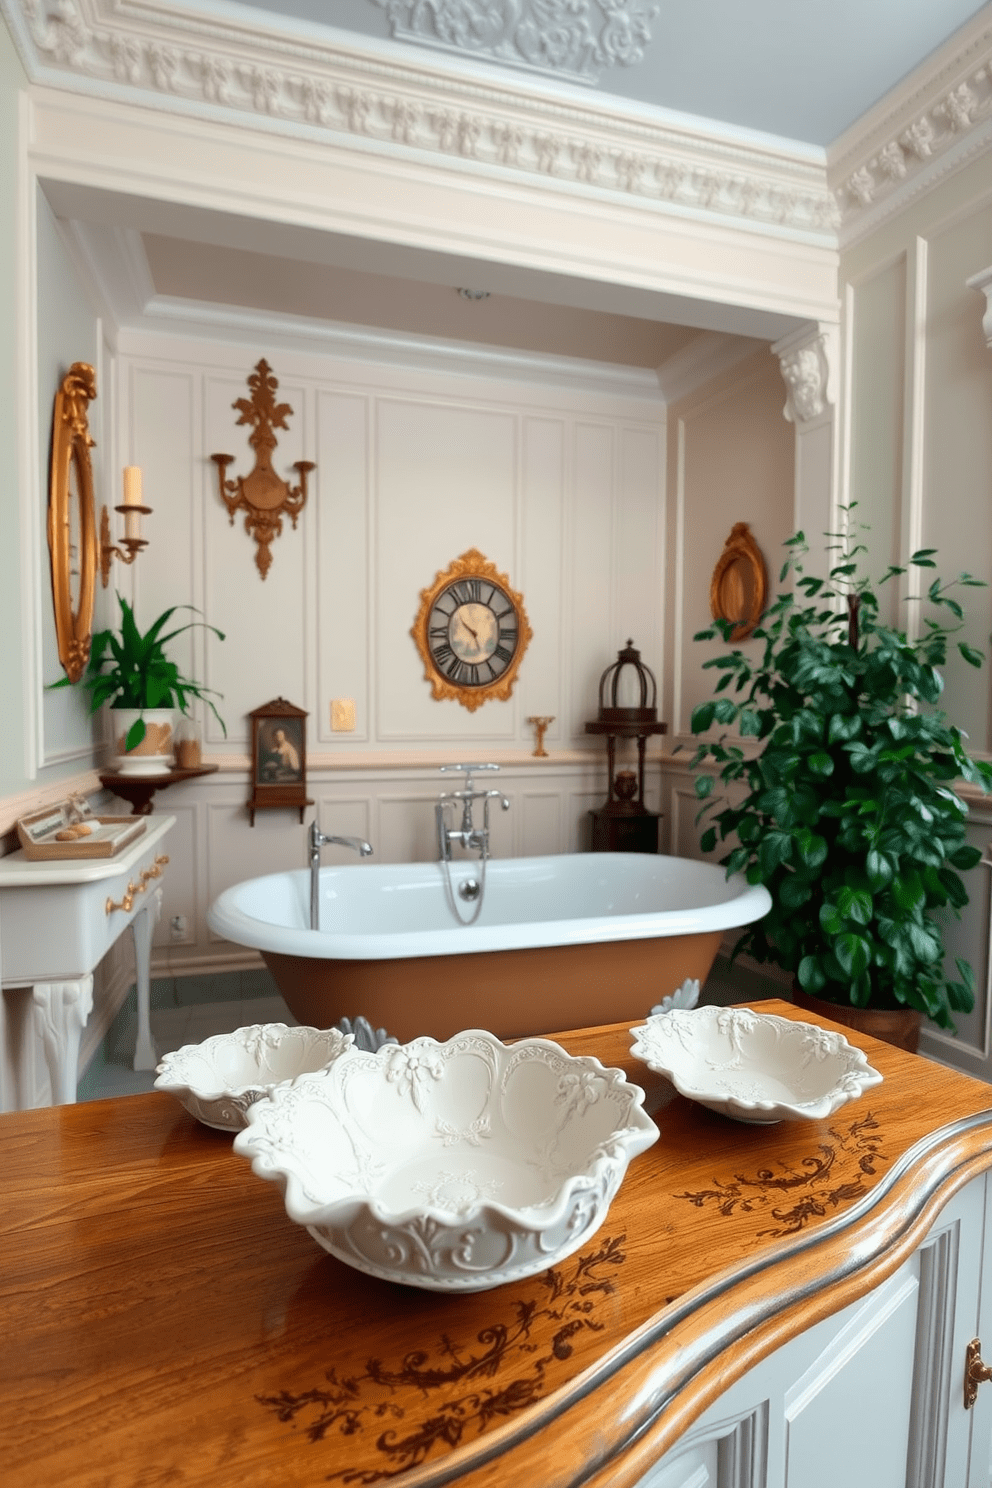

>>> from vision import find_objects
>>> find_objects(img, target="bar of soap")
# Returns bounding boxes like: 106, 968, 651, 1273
71, 823, 93, 837
55, 829, 76, 841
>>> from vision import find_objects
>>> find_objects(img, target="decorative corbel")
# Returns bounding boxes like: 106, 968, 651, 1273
967, 265, 992, 348
211, 359, 315, 580
772, 323, 839, 426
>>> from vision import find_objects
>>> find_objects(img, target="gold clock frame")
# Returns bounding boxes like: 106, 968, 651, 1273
47, 362, 98, 682
411, 548, 533, 712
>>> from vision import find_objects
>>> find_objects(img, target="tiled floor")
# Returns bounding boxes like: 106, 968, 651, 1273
77, 975, 297, 1102
77, 954, 788, 1102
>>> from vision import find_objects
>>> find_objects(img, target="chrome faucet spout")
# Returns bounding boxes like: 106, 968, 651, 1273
309, 821, 373, 930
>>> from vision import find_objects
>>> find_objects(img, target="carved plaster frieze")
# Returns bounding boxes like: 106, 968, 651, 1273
4, 0, 838, 239
772, 323, 838, 426
373, 0, 660, 87
830, 17, 992, 243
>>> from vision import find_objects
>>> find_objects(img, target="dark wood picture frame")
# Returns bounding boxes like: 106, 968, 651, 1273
247, 697, 313, 826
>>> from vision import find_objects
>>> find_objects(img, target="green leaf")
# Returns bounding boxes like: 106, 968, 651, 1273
807, 751, 834, 777
691, 702, 716, 733
948, 844, 982, 871
758, 832, 793, 876
907, 923, 941, 963
866, 849, 893, 890
834, 933, 871, 979
837, 886, 873, 926
797, 955, 827, 993
797, 833, 828, 869
959, 642, 985, 668
694, 774, 714, 799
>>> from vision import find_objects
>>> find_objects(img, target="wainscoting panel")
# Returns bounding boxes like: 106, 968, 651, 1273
315, 389, 370, 746
375, 395, 520, 743
519, 791, 564, 857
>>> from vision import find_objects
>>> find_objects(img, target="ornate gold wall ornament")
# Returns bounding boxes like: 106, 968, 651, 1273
47, 362, 98, 683
411, 548, 533, 712
709, 522, 768, 642
210, 359, 315, 580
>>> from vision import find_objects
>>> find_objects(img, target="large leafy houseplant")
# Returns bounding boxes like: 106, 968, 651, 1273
689, 516, 992, 1031
51, 594, 226, 749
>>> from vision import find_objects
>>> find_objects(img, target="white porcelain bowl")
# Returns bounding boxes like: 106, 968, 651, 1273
629, 1006, 883, 1124
233, 1028, 659, 1292
154, 1022, 352, 1131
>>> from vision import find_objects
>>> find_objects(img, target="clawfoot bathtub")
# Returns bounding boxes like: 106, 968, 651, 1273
208, 852, 770, 1041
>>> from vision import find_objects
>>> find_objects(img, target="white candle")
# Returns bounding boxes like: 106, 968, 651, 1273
122, 467, 142, 507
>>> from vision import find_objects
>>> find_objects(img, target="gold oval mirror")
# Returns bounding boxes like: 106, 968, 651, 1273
47, 363, 98, 682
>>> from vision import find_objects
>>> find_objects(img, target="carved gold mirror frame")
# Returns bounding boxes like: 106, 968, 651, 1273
412, 549, 533, 712
47, 363, 98, 682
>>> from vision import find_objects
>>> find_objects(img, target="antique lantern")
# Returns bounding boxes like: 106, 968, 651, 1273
585, 640, 667, 853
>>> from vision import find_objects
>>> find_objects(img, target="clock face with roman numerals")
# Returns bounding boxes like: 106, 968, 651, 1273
411, 549, 532, 713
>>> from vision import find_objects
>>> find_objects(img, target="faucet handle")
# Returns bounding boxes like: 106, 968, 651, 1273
439, 763, 501, 775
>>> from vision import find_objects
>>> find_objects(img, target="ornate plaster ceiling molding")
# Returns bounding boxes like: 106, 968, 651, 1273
829, 13, 992, 246
372, 0, 659, 87
4, 0, 837, 241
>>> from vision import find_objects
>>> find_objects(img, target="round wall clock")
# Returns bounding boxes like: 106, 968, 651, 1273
412, 548, 533, 712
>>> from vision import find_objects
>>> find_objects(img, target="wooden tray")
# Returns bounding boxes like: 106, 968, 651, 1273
17, 801, 146, 859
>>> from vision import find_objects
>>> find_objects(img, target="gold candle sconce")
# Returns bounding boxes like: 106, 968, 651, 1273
100, 466, 151, 587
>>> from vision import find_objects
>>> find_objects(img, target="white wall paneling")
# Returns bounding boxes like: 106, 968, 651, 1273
666, 350, 795, 749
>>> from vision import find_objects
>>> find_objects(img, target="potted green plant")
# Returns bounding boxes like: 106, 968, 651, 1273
688, 513, 992, 1047
51, 594, 226, 774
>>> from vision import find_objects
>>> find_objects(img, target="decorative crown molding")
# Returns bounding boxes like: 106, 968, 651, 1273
2, 0, 837, 242
829, 11, 992, 245
373, 0, 660, 87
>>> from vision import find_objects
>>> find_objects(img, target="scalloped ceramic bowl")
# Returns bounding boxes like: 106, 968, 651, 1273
233, 1028, 659, 1292
629, 1006, 883, 1124
154, 1022, 352, 1132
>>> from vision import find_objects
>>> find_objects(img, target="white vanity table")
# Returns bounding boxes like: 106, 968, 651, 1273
0, 814, 174, 1106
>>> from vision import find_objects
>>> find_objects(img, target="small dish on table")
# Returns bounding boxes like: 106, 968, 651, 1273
154, 1021, 352, 1132
629, 1005, 883, 1124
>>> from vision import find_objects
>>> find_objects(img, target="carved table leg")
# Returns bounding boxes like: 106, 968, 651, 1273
131, 888, 161, 1071
32, 976, 94, 1106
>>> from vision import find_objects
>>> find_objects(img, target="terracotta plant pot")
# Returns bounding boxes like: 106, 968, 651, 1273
792, 984, 923, 1054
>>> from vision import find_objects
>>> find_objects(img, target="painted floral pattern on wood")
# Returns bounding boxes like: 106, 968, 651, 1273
674, 1113, 886, 1236
256, 1234, 625, 1482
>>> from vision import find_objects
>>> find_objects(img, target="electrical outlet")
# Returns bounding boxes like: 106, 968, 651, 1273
331, 698, 356, 731
170, 915, 187, 941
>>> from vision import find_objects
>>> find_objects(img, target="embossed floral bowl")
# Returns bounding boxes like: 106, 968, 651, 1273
629, 1006, 883, 1124
154, 1022, 352, 1132
232, 1028, 658, 1292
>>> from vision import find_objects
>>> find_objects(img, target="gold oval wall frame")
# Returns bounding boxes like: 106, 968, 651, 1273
709, 523, 767, 642
47, 363, 98, 682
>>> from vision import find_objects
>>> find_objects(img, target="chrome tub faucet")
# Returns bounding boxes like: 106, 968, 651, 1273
309, 818, 373, 931
435, 763, 510, 863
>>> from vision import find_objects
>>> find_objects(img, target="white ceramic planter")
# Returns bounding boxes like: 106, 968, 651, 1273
112, 707, 175, 775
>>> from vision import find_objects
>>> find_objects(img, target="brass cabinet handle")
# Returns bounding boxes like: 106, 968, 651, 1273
105, 853, 169, 914
106, 881, 138, 915
965, 1339, 992, 1409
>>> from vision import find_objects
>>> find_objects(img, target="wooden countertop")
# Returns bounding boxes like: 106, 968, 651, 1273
3, 1001, 992, 1488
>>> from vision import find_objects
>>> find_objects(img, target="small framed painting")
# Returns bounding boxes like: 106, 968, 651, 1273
248, 697, 313, 826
